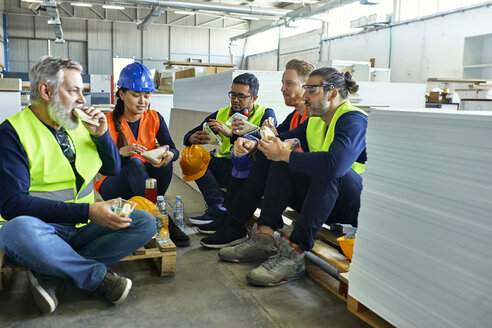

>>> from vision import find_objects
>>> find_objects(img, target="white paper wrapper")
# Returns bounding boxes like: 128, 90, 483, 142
203, 123, 222, 145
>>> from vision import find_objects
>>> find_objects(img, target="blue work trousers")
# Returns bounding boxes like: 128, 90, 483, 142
99, 157, 173, 200
194, 156, 232, 208
0, 209, 155, 291
229, 152, 363, 251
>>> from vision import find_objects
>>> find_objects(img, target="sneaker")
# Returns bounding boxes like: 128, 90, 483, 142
197, 215, 225, 235
219, 223, 279, 263
246, 236, 305, 287
200, 221, 248, 249
26, 269, 59, 314
98, 271, 132, 304
189, 206, 224, 225
169, 218, 190, 247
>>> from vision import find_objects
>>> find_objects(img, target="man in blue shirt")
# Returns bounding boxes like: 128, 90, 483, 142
204, 67, 367, 287
0, 56, 155, 313
182, 73, 276, 226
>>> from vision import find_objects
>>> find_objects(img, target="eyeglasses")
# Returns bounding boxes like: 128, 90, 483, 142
228, 91, 253, 100
55, 129, 76, 164
302, 84, 335, 94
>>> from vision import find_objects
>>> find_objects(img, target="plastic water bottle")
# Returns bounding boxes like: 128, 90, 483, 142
173, 195, 185, 231
155, 195, 170, 243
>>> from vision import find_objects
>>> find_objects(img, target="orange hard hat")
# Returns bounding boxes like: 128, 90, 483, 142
129, 196, 155, 215
179, 145, 210, 181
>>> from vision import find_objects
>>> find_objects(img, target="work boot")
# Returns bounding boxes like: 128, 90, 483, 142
26, 269, 59, 314
246, 236, 305, 287
219, 223, 279, 263
169, 217, 190, 247
189, 206, 224, 225
98, 271, 132, 304
197, 212, 226, 235
200, 220, 248, 249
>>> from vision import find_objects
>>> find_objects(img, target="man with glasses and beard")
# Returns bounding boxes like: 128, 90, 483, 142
205, 67, 367, 287
183, 73, 276, 227
0, 56, 155, 313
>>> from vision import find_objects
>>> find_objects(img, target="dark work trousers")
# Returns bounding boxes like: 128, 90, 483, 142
229, 152, 363, 251
222, 177, 246, 209
99, 157, 173, 200
194, 156, 233, 208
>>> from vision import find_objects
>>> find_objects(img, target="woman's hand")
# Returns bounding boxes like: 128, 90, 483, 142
150, 150, 174, 168
119, 143, 147, 157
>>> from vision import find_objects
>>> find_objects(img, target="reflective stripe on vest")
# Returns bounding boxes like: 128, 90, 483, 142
215, 104, 267, 158
306, 100, 367, 174
6, 107, 102, 221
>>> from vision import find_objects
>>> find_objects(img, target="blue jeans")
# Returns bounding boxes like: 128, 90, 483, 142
99, 157, 173, 200
0, 209, 155, 291
194, 156, 232, 208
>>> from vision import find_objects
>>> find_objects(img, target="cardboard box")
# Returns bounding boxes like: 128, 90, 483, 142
158, 77, 174, 92
175, 68, 195, 80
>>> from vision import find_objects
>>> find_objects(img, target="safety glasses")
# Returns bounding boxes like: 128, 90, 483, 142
302, 84, 335, 94
228, 91, 253, 100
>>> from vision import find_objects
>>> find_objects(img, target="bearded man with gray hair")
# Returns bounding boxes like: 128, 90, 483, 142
0, 56, 155, 313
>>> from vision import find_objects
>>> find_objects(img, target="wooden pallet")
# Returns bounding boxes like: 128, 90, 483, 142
0, 239, 177, 292
347, 294, 394, 328
120, 239, 176, 277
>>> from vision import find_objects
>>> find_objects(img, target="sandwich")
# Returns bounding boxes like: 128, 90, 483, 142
260, 125, 276, 143
203, 123, 222, 145
141, 146, 168, 165
74, 108, 100, 126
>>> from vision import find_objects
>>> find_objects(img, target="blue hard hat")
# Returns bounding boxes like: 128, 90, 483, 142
117, 62, 156, 92
231, 151, 253, 179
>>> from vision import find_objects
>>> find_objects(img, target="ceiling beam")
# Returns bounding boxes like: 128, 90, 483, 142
197, 16, 223, 27
230, 0, 359, 41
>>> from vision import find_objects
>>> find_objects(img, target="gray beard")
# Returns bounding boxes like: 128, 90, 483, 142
48, 94, 79, 130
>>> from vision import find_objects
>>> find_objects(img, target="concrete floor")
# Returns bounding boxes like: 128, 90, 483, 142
0, 175, 368, 328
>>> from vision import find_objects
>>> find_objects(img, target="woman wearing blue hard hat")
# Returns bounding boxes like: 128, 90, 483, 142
95, 62, 189, 246
95, 62, 178, 198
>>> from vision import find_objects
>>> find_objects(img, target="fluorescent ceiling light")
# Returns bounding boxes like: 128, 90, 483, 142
21, 0, 43, 2
199, 10, 222, 15
102, 4, 125, 10
174, 10, 195, 15
71, 2, 93, 7
240, 16, 260, 20
279, 0, 318, 3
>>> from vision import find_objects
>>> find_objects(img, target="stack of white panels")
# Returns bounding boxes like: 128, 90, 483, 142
173, 70, 293, 123
349, 108, 492, 328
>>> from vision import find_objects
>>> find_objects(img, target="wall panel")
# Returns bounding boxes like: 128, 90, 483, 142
114, 22, 141, 59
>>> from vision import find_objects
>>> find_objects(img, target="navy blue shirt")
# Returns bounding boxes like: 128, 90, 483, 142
0, 118, 120, 223
282, 111, 368, 179
125, 111, 179, 162
183, 106, 277, 146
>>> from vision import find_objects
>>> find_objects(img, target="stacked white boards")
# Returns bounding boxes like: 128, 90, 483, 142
349, 108, 492, 328
173, 70, 293, 123
173, 69, 427, 123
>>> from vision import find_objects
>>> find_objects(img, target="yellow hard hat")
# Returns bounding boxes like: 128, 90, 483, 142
179, 145, 210, 181
129, 196, 155, 215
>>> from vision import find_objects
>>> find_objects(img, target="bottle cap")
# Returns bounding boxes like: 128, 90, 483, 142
145, 178, 157, 189
157, 195, 164, 202
176, 195, 181, 200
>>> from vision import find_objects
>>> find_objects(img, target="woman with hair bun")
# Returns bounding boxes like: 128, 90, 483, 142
206, 66, 368, 287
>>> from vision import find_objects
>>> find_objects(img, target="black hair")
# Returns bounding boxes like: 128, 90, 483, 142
232, 73, 259, 96
310, 67, 359, 99
113, 87, 129, 148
